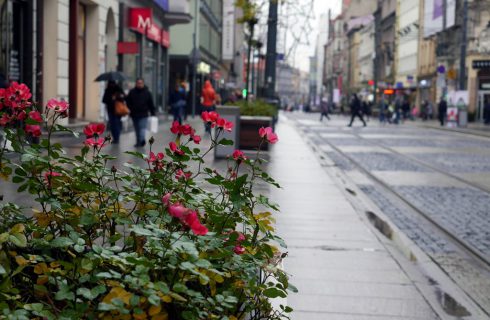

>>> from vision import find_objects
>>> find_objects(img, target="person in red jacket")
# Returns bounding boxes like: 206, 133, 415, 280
201, 80, 216, 133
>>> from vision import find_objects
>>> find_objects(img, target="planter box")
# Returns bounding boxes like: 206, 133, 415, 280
239, 115, 273, 150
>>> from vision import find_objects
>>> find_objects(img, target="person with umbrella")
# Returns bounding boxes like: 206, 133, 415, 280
126, 78, 156, 147
102, 80, 125, 144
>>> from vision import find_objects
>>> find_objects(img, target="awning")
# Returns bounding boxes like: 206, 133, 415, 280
164, 11, 192, 26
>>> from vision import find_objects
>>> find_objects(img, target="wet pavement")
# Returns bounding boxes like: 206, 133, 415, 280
289, 112, 490, 318
267, 116, 442, 319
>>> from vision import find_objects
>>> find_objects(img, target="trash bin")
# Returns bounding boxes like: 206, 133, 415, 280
214, 105, 240, 159
458, 109, 468, 128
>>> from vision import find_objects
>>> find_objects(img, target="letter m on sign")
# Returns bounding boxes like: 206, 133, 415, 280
129, 8, 153, 34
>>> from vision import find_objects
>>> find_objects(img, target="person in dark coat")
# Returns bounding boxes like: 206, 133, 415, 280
319, 98, 330, 121
126, 78, 156, 147
168, 83, 186, 124
484, 97, 490, 125
348, 93, 366, 127
438, 97, 447, 126
102, 80, 125, 144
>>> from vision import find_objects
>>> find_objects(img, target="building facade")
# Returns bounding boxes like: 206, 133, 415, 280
41, 0, 120, 122
169, 0, 224, 108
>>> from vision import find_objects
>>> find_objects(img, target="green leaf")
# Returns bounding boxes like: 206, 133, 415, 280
76, 287, 94, 300
51, 237, 74, 248
23, 303, 44, 312
91, 285, 107, 297
130, 225, 153, 236
9, 233, 27, 247
263, 287, 287, 298
14, 168, 27, 177
173, 283, 187, 293
287, 283, 298, 293
12, 176, 25, 183
218, 138, 234, 146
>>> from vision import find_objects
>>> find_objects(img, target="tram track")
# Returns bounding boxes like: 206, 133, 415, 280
318, 129, 490, 269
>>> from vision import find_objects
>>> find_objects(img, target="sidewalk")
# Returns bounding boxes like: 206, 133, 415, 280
268, 116, 439, 319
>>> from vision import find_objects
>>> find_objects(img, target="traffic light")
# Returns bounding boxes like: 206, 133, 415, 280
242, 89, 247, 98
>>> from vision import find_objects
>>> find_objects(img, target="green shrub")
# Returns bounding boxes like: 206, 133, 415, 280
227, 100, 278, 117
0, 83, 293, 319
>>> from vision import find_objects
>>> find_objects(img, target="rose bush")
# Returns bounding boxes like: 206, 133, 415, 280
0, 83, 294, 319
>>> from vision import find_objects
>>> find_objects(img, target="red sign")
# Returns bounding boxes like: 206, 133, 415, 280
128, 8, 152, 34
368, 79, 375, 86
117, 42, 139, 54
384, 89, 395, 95
147, 24, 161, 43
161, 29, 170, 48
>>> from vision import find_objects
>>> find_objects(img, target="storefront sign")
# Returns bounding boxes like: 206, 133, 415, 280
222, 0, 235, 60
161, 29, 170, 48
117, 42, 139, 54
147, 23, 161, 43
212, 71, 222, 80
197, 62, 211, 74
472, 60, 490, 69
129, 8, 153, 34
154, 0, 169, 11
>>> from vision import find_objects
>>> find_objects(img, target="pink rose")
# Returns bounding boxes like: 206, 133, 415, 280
162, 193, 172, 206
259, 127, 272, 138
232, 150, 246, 161
191, 135, 201, 144
25, 124, 42, 137
233, 245, 245, 255
168, 203, 188, 219
46, 98, 69, 113
85, 137, 105, 148
83, 123, 105, 138
29, 111, 43, 123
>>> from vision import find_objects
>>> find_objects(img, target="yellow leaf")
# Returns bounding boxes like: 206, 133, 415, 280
133, 312, 148, 320
34, 262, 48, 274
34, 211, 51, 227
102, 287, 132, 305
15, 256, 28, 266
151, 313, 168, 320
160, 295, 172, 303
148, 305, 161, 316
10, 224, 25, 234
37, 275, 49, 285
50, 261, 60, 268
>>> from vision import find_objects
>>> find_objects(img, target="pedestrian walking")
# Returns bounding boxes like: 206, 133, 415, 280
102, 80, 125, 144
348, 93, 366, 127
319, 98, 330, 121
379, 97, 388, 124
126, 78, 156, 147
201, 80, 217, 134
484, 97, 490, 125
169, 82, 187, 124
438, 97, 447, 127
362, 98, 372, 121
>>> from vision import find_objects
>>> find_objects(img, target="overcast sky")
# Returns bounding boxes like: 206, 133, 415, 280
291, 0, 342, 71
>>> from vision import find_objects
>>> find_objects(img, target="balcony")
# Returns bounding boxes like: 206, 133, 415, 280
165, 0, 192, 26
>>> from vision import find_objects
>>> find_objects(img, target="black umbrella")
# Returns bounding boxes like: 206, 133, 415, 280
94, 71, 128, 82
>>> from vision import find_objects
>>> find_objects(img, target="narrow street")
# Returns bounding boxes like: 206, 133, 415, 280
287, 112, 490, 317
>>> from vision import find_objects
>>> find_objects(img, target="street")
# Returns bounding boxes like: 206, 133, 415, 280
288, 112, 490, 317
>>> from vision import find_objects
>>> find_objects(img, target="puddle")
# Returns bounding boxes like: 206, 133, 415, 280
365, 211, 393, 240
434, 288, 471, 317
